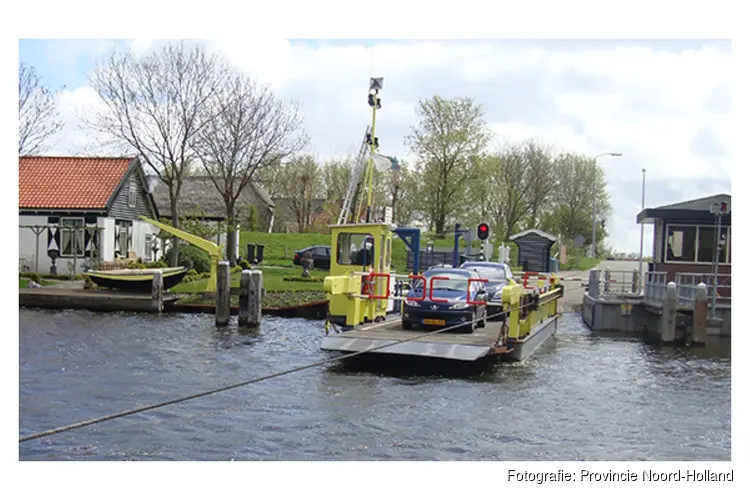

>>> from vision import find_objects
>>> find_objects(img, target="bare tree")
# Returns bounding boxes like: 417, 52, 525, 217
191, 72, 306, 263
85, 42, 223, 265
18, 63, 64, 155
273, 155, 325, 233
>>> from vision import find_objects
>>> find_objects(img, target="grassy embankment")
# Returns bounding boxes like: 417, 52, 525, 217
19, 277, 55, 288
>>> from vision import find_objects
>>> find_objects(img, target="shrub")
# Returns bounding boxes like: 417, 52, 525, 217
166, 244, 211, 274
231, 265, 243, 274
127, 260, 147, 269
24, 272, 42, 284
186, 268, 198, 277
145, 260, 167, 269
239, 259, 251, 270
282, 276, 324, 283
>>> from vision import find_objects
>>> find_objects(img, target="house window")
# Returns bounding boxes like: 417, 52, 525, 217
128, 180, 137, 208
117, 220, 132, 256
144, 234, 153, 262
336, 233, 373, 266
385, 238, 392, 268
60, 218, 85, 257
696, 226, 729, 263
665, 224, 730, 264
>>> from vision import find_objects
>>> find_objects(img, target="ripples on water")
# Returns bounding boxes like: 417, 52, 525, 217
19, 309, 731, 461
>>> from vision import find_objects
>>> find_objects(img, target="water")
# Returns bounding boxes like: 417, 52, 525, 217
19, 309, 731, 461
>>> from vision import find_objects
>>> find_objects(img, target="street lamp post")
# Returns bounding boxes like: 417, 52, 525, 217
591, 152, 623, 259
638, 168, 646, 290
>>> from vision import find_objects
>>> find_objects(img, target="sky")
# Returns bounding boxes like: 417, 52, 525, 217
18, 38, 732, 255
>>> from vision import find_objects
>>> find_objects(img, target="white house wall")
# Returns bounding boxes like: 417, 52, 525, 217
132, 220, 158, 261
19, 215, 49, 273
98, 217, 115, 262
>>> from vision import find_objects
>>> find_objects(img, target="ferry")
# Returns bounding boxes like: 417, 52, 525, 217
320, 77, 563, 363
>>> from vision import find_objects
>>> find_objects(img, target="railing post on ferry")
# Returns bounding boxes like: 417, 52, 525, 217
690, 283, 708, 346
660, 281, 677, 343
588, 269, 600, 299
632, 269, 639, 294
603, 268, 611, 293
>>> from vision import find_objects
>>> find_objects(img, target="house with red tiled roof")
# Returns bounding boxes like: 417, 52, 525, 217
19, 156, 160, 274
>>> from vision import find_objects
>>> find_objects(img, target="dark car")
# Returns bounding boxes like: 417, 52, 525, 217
402, 268, 488, 333
293, 245, 331, 270
460, 261, 513, 320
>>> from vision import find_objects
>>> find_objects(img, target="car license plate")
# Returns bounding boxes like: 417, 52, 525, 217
423, 318, 446, 326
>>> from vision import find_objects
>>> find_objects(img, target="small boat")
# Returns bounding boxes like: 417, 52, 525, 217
85, 267, 189, 293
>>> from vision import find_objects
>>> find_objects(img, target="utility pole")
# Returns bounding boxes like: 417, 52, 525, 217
638, 168, 646, 289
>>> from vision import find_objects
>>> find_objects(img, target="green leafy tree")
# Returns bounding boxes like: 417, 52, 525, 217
546, 153, 611, 251
405, 96, 492, 235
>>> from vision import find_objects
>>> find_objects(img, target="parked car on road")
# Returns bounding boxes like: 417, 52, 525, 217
293, 245, 331, 270
460, 261, 513, 320
402, 268, 488, 333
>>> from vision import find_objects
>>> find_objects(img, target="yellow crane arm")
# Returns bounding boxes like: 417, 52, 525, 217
139, 216, 223, 292
139, 216, 221, 257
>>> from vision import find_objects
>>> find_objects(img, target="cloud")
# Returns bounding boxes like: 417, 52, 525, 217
33, 39, 731, 254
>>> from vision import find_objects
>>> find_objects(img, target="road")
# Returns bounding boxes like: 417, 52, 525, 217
556, 259, 645, 312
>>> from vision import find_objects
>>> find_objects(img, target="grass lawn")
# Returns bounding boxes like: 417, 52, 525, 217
171, 266, 327, 294
239, 230, 521, 273
19, 278, 55, 288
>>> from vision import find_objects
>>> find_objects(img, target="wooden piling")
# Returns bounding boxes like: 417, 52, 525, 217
589, 269, 600, 299
238, 270, 251, 326
151, 270, 163, 313
690, 283, 708, 346
247, 270, 263, 327
216, 261, 231, 326
661, 281, 677, 343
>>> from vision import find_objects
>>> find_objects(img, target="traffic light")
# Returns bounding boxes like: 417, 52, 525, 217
477, 222, 490, 241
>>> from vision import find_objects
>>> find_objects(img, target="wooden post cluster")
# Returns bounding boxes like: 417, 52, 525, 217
588, 269, 600, 299
690, 282, 708, 346
660, 281, 677, 343
151, 269, 163, 313
216, 261, 231, 326
239, 269, 263, 327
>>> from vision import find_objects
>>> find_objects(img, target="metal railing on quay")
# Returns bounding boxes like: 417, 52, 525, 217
644, 271, 668, 305
676, 272, 731, 305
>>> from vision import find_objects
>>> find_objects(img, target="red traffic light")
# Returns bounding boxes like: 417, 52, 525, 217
477, 223, 490, 240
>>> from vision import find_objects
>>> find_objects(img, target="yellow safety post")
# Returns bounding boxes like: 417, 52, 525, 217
502, 279, 523, 339
138, 216, 223, 292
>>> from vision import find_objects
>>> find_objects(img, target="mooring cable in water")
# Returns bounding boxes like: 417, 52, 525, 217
20, 300, 553, 443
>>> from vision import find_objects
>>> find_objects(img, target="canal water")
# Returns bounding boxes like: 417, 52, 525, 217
19, 309, 731, 461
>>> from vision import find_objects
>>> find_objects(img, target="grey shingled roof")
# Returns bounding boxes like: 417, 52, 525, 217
150, 176, 276, 219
